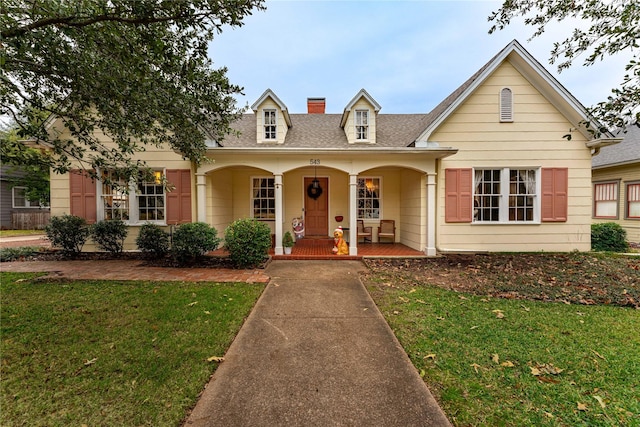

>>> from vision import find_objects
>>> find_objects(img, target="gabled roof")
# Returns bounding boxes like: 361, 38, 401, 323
250, 89, 292, 127
415, 39, 611, 143
592, 123, 640, 168
340, 89, 382, 128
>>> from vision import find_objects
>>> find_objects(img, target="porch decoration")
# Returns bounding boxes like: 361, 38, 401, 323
282, 231, 295, 255
332, 226, 349, 255
292, 217, 305, 239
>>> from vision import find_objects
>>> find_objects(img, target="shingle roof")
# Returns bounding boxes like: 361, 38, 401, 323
592, 124, 640, 168
219, 113, 431, 148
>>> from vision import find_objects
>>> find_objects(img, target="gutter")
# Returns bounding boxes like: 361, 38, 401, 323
586, 138, 623, 157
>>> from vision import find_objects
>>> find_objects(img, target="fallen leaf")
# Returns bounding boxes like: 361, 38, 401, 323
419, 369, 426, 378
577, 402, 587, 411
593, 395, 606, 409
501, 361, 515, 367
207, 356, 224, 363
544, 412, 554, 418
470, 363, 481, 373
458, 295, 468, 300
416, 299, 427, 304
530, 366, 541, 376
521, 305, 530, 312
470, 325, 479, 330
424, 354, 436, 360
408, 288, 417, 294
187, 301, 198, 307
84, 358, 97, 366
591, 350, 606, 360
204, 311, 211, 315
495, 311, 505, 319
436, 316, 445, 320
399, 296, 410, 303
491, 354, 500, 364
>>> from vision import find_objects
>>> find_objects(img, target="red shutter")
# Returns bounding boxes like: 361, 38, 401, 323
69, 170, 97, 224
541, 168, 568, 222
445, 168, 473, 223
166, 169, 192, 224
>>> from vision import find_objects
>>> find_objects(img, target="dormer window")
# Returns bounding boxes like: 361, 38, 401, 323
263, 109, 277, 140
500, 88, 513, 122
355, 110, 369, 140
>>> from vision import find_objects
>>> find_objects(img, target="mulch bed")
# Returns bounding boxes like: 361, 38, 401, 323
363, 253, 640, 308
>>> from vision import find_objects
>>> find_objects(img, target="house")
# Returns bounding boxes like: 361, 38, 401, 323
47, 40, 621, 254
592, 124, 640, 244
0, 163, 50, 230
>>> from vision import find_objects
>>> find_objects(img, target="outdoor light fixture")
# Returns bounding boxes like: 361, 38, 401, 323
307, 164, 323, 200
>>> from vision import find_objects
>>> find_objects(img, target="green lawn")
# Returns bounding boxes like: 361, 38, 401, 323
367, 280, 640, 426
0, 272, 264, 426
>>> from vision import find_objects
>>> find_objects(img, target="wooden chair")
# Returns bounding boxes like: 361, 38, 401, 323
357, 220, 372, 243
377, 220, 395, 243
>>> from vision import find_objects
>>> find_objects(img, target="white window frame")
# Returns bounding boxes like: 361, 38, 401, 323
593, 181, 619, 219
355, 109, 369, 140
625, 181, 640, 220
500, 87, 514, 122
96, 169, 166, 224
12, 186, 42, 208
263, 109, 277, 140
473, 167, 539, 223
251, 176, 275, 220
357, 177, 381, 219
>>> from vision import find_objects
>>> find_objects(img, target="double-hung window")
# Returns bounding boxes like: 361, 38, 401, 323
626, 182, 640, 219
357, 177, 380, 219
12, 187, 43, 208
252, 177, 275, 219
593, 182, 618, 218
99, 169, 166, 223
263, 109, 277, 140
473, 168, 537, 222
355, 110, 369, 140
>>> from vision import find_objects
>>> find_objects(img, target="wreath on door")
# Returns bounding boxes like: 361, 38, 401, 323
307, 182, 323, 200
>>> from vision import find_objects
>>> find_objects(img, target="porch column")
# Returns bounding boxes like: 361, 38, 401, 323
349, 174, 358, 256
196, 173, 207, 223
274, 174, 284, 255
425, 173, 437, 256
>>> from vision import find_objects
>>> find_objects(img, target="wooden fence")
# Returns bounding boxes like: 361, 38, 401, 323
11, 211, 50, 230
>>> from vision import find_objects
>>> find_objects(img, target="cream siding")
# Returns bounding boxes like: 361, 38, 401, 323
434, 61, 593, 252
592, 163, 640, 243
399, 169, 425, 250
47, 118, 194, 251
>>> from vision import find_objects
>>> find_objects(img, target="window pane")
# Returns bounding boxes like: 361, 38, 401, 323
357, 177, 380, 219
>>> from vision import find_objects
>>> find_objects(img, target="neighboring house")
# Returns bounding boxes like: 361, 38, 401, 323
48, 40, 620, 254
592, 124, 640, 244
0, 163, 50, 229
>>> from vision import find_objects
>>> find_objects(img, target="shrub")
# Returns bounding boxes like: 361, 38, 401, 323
91, 219, 128, 254
591, 222, 629, 252
171, 222, 220, 262
45, 214, 89, 256
224, 218, 271, 268
0, 247, 40, 262
136, 223, 170, 257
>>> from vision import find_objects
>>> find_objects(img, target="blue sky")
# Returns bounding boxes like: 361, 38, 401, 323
210, 0, 628, 114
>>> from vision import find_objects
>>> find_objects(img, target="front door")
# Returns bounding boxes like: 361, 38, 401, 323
304, 177, 328, 237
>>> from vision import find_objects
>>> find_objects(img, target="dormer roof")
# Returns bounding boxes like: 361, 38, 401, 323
340, 89, 382, 128
251, 89, 292, 127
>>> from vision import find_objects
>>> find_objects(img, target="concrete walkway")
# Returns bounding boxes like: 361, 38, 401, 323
185, 260, 450, 427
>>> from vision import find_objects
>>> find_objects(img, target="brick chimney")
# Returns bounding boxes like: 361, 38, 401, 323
307, 97, 326, 114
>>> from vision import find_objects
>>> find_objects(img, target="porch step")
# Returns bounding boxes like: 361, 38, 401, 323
294, 238, 333, 248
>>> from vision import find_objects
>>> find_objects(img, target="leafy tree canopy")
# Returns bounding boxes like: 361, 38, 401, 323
1, 0, 265, 180
489, 0, 639, 132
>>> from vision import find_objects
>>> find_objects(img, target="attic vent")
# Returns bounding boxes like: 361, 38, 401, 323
500, 88, 513, 122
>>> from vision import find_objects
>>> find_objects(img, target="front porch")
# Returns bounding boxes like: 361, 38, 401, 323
271, 241, 426, 260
